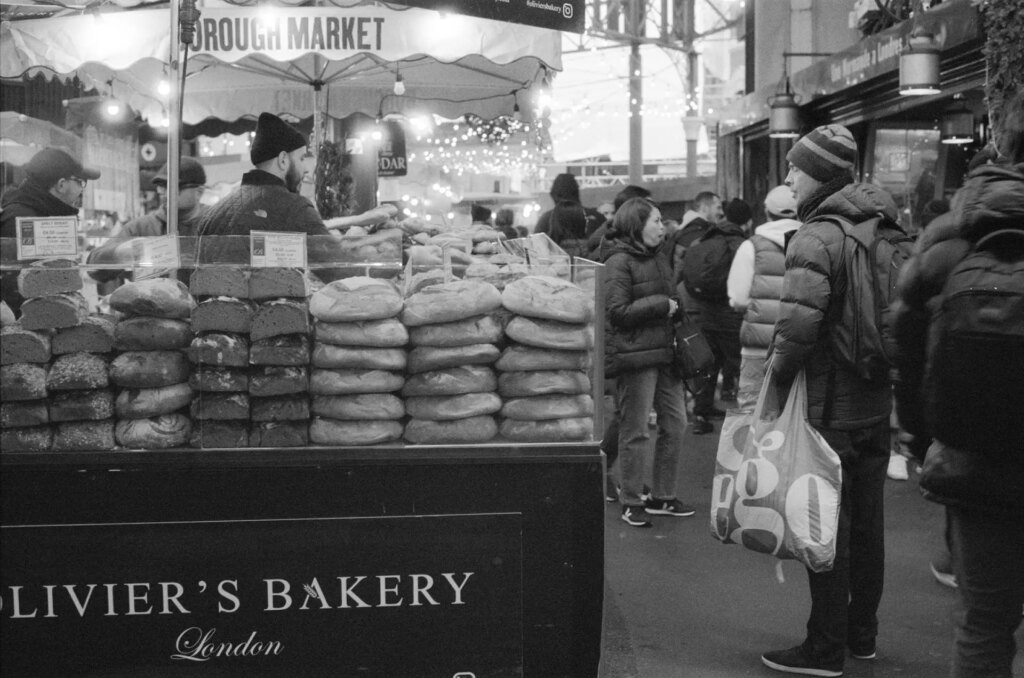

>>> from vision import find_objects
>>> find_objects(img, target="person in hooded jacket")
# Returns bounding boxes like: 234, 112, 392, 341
534, 173, 581, 236
891, 91, 1024, 678
726, 185, 801, 409
761, 125, 897, 677
602, 197, 695, 528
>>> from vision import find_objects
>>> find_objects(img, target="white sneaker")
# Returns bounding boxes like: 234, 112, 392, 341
887, 453, 909, 481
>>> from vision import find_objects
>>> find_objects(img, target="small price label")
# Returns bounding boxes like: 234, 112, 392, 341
132, 235, 181, 280
15, 217, 79, 260
251, 231, 307, 268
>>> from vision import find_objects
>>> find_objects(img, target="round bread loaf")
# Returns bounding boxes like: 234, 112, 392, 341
110, 350, 190, 388
401, 366, 497, 397
249, 421, 309, 447
495, 345, 591, 372
311, 393, 405, 420
309, 368, 404, 395
0, 363, 48, 400
109, 279, 194, 319
251, 299, 310, 341
115, 414, 192, 449
248, 366, 309, 397
52, 419, 116, 451
249, 333, 310, 366
403, 415, 498, 444
249, 267, 309, 301
499, 416, 593, 442
251, 394, 309, 422
401, 280, 502, 327
20, 292, 88, 331
190, 420, 249, 449
315, 318, 408, 348
310, 277, 403, 322
1, 400, 49, 428
52, 314, 116, 355
500, 394, 595, 420
407, 343, 500, 374
191, 297, 255, 334
190, 266, 249, 299
2, 425, 53, 451
190, 392, 250, 420
405, 392, 502, 421
497, 370, 591, 397
406, 270, 446, 295
505, 316, 594, 351
408, 314, 506, 347
188, 333, 249, 367
0, 325, 52, 365
501, 275, 590, 323
17, 259, 83, 298
312, 344, 407, 371
47, 352, 110, 391
115, 316, 192, 351
115, 382, 193, 418
0, 300, 14, 326
50, 388, 115, 422
189, 366, 249, 392
309, 417, 403, 445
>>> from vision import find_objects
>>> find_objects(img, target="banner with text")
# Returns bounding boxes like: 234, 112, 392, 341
390, 0, 584, 33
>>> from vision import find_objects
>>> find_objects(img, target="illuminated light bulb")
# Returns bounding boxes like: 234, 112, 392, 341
105, 101, 121, 117
371, 129, 383, 141
158, 79, 170, 97
393, 74, 405, 96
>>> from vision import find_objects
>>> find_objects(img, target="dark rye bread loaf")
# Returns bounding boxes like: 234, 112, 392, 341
250, 299, 310, 341
249, 366, 308, 397
310, 368, 404, 395
46, 352, 109, 391
499, 417, 593, 442
405, 393, 502, 421
406, 343, 500, 375
52, 314, 116, 355
1, 425, 53, 452
190, 267, 249, 298
249, 421, 309, 448
501, 275, 590, 323
189, 366, 249, 393
407, 314, 505, 347
109, 279, 194, 319
505, 316, 594, 351
115, 414, 191, 449
497, 370, 591, 397
312, 344, 407, 371
249, 333, 310, 366
191, 297, 255, 334
110, 350, 190, 388
495, 345, 591, 372
17, 258, 82, 298
20, 291, 88, 331
314, 318, 408, 348
309, 417, 403, 446
249, 267, 310, 301
188, 333, 249, 367
0, 401, 49, 428
251, 394, 309, 422
49, 388, 115, 422
403, 415, 498, 445
401, 366, 497, 397
114, 317, 192, 351
309, 276, 403, 322
0, 325, 52, 365
115, 383, 193, 418
52, 419, 116, 451
190, 392, 249, 420
311, 393, 404, 420
1, 363, 48, 400
401, 280, 502, 327
190, 419, 249, 449
501, 394, 595, 420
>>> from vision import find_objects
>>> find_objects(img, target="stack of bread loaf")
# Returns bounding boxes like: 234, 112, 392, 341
108, 278, 194, 449
1, 321, 56, 452
308, 277, 406, 445
400, 278, 505, 444
496, 276, 595, 442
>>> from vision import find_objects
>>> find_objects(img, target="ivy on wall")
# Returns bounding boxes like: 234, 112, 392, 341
979, 0, 1023, 132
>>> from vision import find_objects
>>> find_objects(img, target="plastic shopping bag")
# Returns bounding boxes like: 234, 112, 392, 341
709, 361, 842, 573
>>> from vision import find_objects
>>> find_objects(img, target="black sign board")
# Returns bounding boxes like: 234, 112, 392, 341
378, 120, 408, 177
392, 0, 584, 33
2, 513, 524, 676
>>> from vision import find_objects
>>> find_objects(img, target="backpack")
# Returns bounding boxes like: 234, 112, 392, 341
680, 226, 745, 300
925, 229, 1024, 453
823, 214, 914, 385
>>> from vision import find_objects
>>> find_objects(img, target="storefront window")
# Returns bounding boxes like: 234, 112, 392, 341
865, 126, 940, 234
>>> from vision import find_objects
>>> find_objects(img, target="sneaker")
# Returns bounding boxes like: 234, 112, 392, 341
886, 454, 909, 481
930, 555, 958, 589
644, 498, 696, 517
621, 505, 652, 527
691, 415, 714, 435
849, 640, 876, 660
761, 645, 843, 676
605, 476, 618, 502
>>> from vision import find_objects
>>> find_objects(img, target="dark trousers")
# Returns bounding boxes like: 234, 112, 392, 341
693, 323, 742, 415
947, 505, 1024, 678
803, 422, 889, 664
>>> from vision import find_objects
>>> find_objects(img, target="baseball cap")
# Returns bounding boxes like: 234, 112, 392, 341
153, 157, 207, 188
24, 147, 101, 186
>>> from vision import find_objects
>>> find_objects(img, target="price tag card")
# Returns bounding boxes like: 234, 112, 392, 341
15, 217, 79, 260
132, 235, 181, 281
250, 231, 307, 268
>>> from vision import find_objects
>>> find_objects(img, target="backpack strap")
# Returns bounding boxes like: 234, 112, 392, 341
974, 228, 1024, 251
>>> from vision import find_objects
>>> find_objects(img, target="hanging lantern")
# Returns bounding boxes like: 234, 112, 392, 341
899, 30, 941, 96
768, 84, 800, 139
940, 98, 974, 144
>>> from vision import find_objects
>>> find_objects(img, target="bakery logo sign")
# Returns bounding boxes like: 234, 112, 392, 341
377, 120, 407, 177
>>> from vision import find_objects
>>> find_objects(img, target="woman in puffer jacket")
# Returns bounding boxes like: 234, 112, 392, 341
601, 197, 695, 527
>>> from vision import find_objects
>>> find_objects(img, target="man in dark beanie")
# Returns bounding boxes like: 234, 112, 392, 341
0, 147, 100, 315
195, 112, 345, 280
760, 124, 898, 676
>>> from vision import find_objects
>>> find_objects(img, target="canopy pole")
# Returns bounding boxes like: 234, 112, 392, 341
166, 0, 181, 235
312, 55, 325, 152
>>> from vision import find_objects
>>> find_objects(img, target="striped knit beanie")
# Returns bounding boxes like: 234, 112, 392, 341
786, 124, 857, 182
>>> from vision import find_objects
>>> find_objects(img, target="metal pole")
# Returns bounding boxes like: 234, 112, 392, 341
166, 0, 180, 235
627, 0, 643, 186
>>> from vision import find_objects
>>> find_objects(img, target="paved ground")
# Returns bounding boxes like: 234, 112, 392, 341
597, 415, 1024, 677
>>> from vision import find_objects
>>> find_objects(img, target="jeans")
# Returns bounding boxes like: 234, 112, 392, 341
615, 365, 687, 506
803, 422, 889, 665
693, 319, 742, 415
947, 505, 1024, 678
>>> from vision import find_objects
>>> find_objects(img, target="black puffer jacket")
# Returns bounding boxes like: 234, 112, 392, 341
772, 182, 898, 430
601, 237, 678, 378
892, 161, 1024, 514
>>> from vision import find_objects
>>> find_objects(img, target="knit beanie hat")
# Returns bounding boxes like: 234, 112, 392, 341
763, 185, 797, 218
786, 124, 858, 182
250, 112, 307, 165
724, 198, 752, 225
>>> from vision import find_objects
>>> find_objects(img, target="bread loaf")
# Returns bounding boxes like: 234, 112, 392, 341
401, 366, 496, 397
190, 419, 249, 449
191, 297, 255, 334
17, 259, 82, 298
407, 314, 505, 347
405, 392, 502, 421
501, 394, 595, 420
52, 419, 116, 451
495, 345, 591, 372
251, 394, 309, 422
505, 316, 594, 351
52, 314, 116, 355
309, 277, 403, 322
312, 344, 407, 371
249, 333, 310, 366
115, 414, 191, 449
0, 325, 51, 365
188, 333, 249, 367
401, 280, 502, 327
310, 393, 404, 420
250, 298, 310, 341
0, 363, 48, 400
407, 343, 500, 375
0, 401, 49, 428
309, 417, 403, 446
310, 368, 404, 395
248, 267, 309, 300
498, 370, 591, 397
110, 350, 190, 388
50, 388, 115, 422
406, 270, 446, 295
403, 415, 498, 444
47, 352, 109, 391
190, 267, 249, 298
115, 317, 192, 351
115, 382, 193, 418
314, 318, 408, 348
109, 279, 193, 319
1, 425, 53, 452
249, 421, 309, 448
190, 392, 250, 420
499, 416, 593, 442
20, 292, 88, 331
189, 366, 249, 393
501, 275, 590, 323
249, 366, 309, 397
0, 300, 15, 326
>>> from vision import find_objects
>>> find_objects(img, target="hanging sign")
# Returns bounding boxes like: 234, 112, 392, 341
390, 0, 584, 33
15, 217, 78, 260
377, 121, 407, 177
250, 231, 307, 268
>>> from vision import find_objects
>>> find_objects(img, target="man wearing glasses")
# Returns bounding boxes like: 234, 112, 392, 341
0, 146, 100, 316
